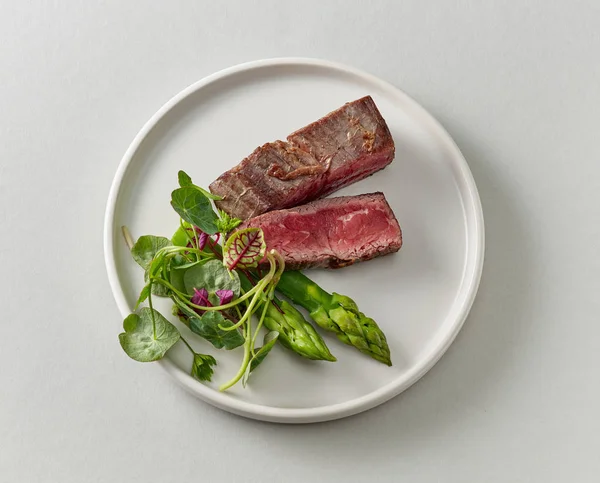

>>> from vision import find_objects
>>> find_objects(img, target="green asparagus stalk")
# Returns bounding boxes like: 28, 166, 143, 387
276, 271, 392, 366
239, 274, 336, 362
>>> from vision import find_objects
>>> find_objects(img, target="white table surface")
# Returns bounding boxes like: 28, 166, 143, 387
1, 1, 599, 481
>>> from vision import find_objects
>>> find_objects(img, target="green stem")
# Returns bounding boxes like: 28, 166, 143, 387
180, 218, 194, 245
148, 284, 157, 340
217, 254, 277, 331
187, 282, 265, 311
219, 321, 252, 391
234, 305, 243, 320
150, 274, 266, 312
149, 277, 191, 299
251, 287, 272, 354
179, 335, 196, 355
218, 281, 266, 331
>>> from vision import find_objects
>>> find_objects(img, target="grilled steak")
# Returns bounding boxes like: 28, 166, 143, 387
210, 96, 395, 220
238, 192, 402, 270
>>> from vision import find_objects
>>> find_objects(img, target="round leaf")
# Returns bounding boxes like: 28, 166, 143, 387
131, 235, 170, 270
118, 308, 180, 362
183, 259, 240, 299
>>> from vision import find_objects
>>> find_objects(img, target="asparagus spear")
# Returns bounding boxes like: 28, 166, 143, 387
276, 271, 392, 366
239, 274, 336, 362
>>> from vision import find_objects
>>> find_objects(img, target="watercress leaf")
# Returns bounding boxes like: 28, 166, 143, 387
222, 227, 266, 270
216, 210, 242, 234
178, 170, 193, 187
118, 308, 180, 362
183, 259, 240, 298
189, 312, 244, 350
250, 331, 279, 372
191, 353, 217, 382
131, 235, 171, 270
242, 332, 279, 387
170, 187, 218, 235
135, 284, 151, 309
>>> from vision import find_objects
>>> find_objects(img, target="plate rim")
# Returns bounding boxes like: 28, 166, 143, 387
104, 57, 485, 423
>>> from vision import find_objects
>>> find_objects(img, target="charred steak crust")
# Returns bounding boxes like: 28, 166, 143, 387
238, 192, 402, 270
209, 96, 395, 220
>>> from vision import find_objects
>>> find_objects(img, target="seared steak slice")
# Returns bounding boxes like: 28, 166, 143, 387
210, 96, 395, 220
287, 95, 395, 197
238, 192, 402, 270
209, 141, 328, 220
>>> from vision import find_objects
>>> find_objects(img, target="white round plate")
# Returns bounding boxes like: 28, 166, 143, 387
104, 58, 484, 423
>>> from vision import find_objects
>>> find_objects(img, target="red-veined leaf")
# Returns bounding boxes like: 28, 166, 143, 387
222, 228, 266, 270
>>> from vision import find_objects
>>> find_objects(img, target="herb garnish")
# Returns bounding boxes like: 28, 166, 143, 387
119, 171, 285, 390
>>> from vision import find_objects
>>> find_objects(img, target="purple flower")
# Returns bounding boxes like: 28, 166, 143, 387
191, 288, 211, 314
215, 289, 234, 305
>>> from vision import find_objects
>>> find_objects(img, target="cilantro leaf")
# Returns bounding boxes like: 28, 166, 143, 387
191, 353, 217, 382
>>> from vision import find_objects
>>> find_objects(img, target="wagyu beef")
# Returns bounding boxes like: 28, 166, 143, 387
210, 96, 395, 220
238, 193, 402, 270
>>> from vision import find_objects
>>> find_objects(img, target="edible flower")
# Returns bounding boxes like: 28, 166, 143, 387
191, 288, 211, 314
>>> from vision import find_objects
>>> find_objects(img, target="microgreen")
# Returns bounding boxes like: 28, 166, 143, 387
222, 227, 266, 270
197, 231, 209, 250
191, 287, 211, 312
216, 210, 242, 234
215, 289, 234, 305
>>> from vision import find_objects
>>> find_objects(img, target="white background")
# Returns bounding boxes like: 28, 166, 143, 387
1, 1, 598, 482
